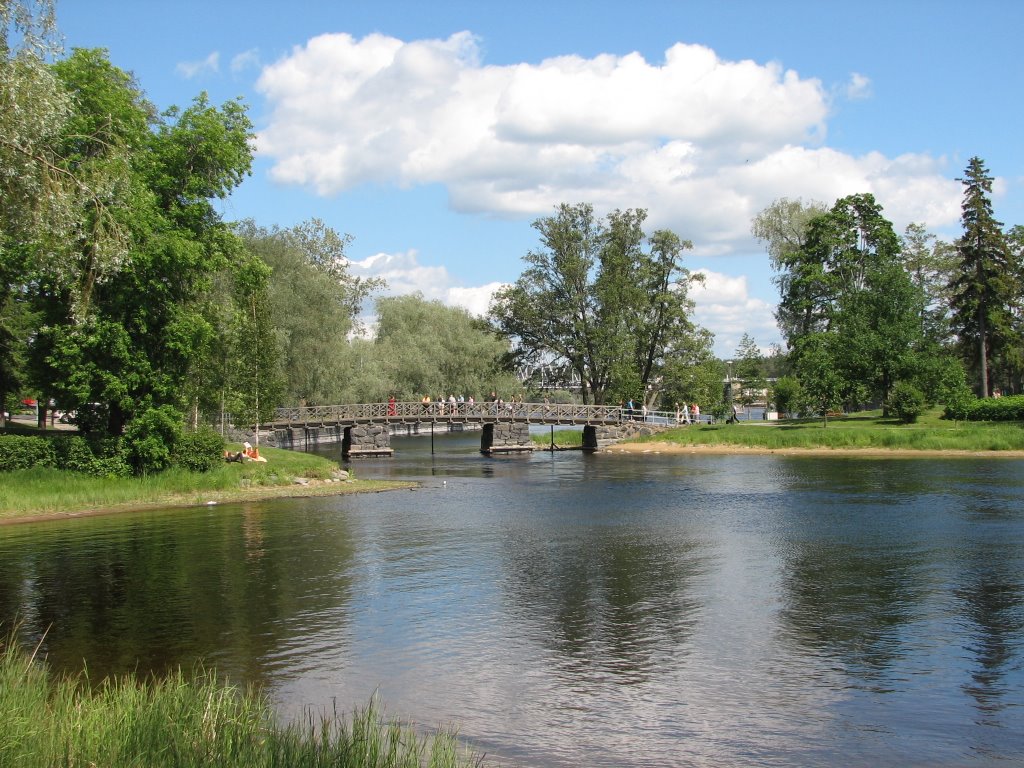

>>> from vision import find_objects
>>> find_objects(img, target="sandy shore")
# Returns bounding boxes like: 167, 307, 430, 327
605, 441, 1024, 459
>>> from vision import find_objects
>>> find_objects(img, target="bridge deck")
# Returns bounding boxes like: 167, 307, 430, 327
265, 401, 665, 429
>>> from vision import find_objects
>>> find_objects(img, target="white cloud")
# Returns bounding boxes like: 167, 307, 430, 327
231, 48, 260, 73
176, 51, 220, 79
690, 269, 780, 357
845, 72, 872, 100
348, 249, 772, 357
348, 249, 503, 319
254, 32, 964, 252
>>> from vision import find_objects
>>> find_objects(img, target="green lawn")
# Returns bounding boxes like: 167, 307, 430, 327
633, 408, 1024, 452
0, 444, 410, 522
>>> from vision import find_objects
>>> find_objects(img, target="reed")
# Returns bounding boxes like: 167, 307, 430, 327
0, 637, 484, 768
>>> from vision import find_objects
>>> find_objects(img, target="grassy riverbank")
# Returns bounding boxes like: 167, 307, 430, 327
0, 445, 412, 524
0, 638, 480, 768
624, 408, 1024, 453
533, 409, 1024, 454
531, 429, 585, 449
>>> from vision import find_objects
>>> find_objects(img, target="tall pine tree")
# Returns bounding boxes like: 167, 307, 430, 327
949, 157, 1013, 397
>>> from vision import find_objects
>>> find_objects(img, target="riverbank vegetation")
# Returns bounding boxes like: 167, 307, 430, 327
0, 637, 481, 768
628, 409, 1024, 453
0, 445, 408, 522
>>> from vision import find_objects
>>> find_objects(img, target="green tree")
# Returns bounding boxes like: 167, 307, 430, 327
659, 327, 721, 413
490, 203, 705, 404
237, 219, 382, 406
751, 197, 829, 344
733, 333, 765, 415
770, 375, 802, 418
901, 222, 956, 343
27, 49, 254, 435
949, 157, 1014, 397
1, 0, 70, 423
793, 333, 844, 425
773, 193, 922, 410
372, 294, 518, 402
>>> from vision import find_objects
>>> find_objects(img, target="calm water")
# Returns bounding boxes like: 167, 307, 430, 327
1, 432, 1023, 766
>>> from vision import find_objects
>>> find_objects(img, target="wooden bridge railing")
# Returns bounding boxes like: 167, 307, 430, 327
267, 401, 641, 427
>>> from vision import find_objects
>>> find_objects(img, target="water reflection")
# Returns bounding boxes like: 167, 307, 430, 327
956, 552, 1024, 715
1, 440, 1023, 767
502, 530, 707, 684
779, 541, 926, 678
0, 500, 359, 685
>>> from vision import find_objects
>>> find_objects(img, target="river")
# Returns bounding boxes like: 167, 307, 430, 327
1, 431, 1022, 766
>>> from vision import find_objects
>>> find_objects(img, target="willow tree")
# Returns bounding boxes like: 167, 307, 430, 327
490, 203, 705, 405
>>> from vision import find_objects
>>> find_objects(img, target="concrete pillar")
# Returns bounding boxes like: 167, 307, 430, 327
582, 425, 598, 452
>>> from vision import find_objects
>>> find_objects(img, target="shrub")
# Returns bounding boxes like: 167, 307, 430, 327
888, 382, 925, 424
944, 393, 1024, 422
50, 435, 130, 478
172, 427, 225, 473
968, 394, 1024, 421
0, 435, 56, 471
122, 406, 183, 475
771, 376, 802, 418
942, 384, 977, 421
50, 435, 98, 473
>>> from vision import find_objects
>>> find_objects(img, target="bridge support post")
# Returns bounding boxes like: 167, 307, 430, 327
480, 422, 533, 455
582, 425, 599, 452
342, 424, 394, 458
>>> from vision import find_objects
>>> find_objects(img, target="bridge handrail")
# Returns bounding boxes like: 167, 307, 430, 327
269, 401, 645, 426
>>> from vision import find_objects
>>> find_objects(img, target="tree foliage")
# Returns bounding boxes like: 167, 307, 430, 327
237, 219, 382, 407
733, 333, 765, 410
490, 203, 705, 405
0, 38, 259, 438
372, 294, 518, 401
949, 157, 1016, 397
763, 193, 925, 412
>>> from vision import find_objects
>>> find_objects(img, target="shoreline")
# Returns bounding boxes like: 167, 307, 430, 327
0, 478, 417, 527
6, 441, 1024, 526
604, 441, 1024, 458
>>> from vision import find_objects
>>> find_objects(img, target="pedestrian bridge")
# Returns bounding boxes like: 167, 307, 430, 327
263, 401, 672, 457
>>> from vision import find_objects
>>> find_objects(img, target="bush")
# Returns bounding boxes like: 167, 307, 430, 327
123, 406, 183, 475
942, 384, 977, 421
50, 435, 98, 474
0, 435, 56, 471
50, 435, 130, 478
172, 427, 225, 473
888, 382, 925, 424
944, 393, 1024, 422
771, 376, 802, 417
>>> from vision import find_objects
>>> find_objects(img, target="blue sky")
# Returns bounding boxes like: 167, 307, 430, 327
57, 1, 1023, 357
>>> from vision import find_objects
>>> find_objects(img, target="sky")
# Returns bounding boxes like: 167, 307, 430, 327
57, 0, 1023, 358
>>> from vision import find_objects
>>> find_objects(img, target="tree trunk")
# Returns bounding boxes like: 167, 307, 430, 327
978, 311, 989, 398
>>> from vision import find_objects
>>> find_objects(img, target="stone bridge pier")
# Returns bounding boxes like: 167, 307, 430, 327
342, 424, 393, 458
480, 422, 533, 455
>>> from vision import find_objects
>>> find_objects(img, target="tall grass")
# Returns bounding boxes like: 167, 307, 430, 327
634, 409, 1024, 452
0, 636, 484, 768
531, 429, 584, 448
